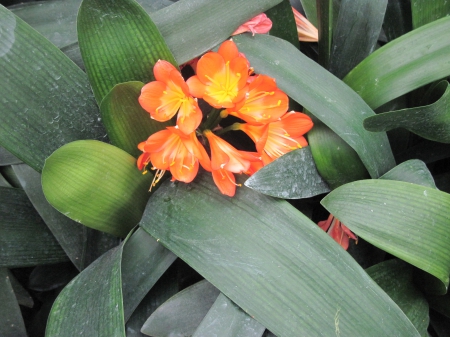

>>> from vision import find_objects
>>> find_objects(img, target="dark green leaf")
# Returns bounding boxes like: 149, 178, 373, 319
298, 0, 317, 27
41, 140, 153, 237
383, 0, 412, 41
141, 280, 220, 337
412, 0, 450, 29
193, 293, 266, 337
266, 0, 299, 47
344, 16, 450, 109
0, 268, 27, 337
366, 259, 429, 336
7, 270, 34, 308
13, 163, 119, 271
329, 0, 388, 79
100, 82, 172, 158
321, 179, 450, 290
0, 147, 21, 165
0, 5, 106, 172
379, 159, 437, 188
234, 34, 395, 179
364, 80, 450, 143
77, 0, 177, 104
140, 173, 419, 336
317, 0, 333, 68
244, 147, 330, 198
0, 187, 68, 267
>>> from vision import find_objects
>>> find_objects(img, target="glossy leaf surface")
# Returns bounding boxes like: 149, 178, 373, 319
0, 5, 106, 172
234, 34, 395, 178
322, 180, 450, 289
140, 173, 419, 336
344, 16, 450, 109
244, 147, 330, 198
42, 140, 153, 237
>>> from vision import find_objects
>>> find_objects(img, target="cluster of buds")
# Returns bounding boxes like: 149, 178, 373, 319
136, 39, 313, 196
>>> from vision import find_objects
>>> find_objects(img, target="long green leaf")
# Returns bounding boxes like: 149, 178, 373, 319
0, 5, 106, 172
234, 34, 395, 178
140, 173, 419, 336
12, 163, 119, 271
329, 0, 387, 79
100, 82, 172, 158
193, 293, 266, 337
383, 0, 412, 41
344, 16, 450, 109
77, 0, 177, 105
0, 187, 68, 267
244, 147, 330, 198
321, 179, 450, 290
317, 0, 333, 68
366, 259, 429, 336
41, 140, 153, 237
379, 159, 437, 188
364, 80, 450, 143
0, 147, 21, 166
265, 0, 298, 47
412, 0, 450, 29
0, 268, 27, 337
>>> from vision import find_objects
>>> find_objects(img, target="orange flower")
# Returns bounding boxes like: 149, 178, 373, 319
231, 13, 273, 36
187, 40, 250, 109
204, 130, 259, 196
292, 7, 318, 42
137, 127, 210, 188
318, 214, 357, 250
238, 111, 313, 165
226, 74, 288, 124
139, 60, 202, 135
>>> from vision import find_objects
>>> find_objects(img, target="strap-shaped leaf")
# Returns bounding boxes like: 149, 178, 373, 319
12, 163, 119, 271
0, 187, 68, 267
364, 80, 450, 143
234, 34, 395, 178
77, 0, 177, 104
321, 180, 450, 289
100, 82, 172, 158
244, 147, 330, 198
46, 228, 175, 337
141, 280, 220, 337
41, 140, 153, 237
193, 293, 265, 337
0, 268, 27, 337
383, 0, 412, 41
344, 16, 450, 109
379, 159, 437, 188
0, 147, 21, 166
0, 5, 106, 172
412, 0, 450, 29
140, 173, 419, 336
366, 259, 429, 336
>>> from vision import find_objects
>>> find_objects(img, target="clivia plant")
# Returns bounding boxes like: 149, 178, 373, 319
1, 0, 450, 336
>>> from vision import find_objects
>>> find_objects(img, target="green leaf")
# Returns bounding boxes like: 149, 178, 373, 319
412, 0, 450, 29
329, 0, 388, 79
7, 270, 34, 308
0, 5, 106, 173
266, 0, 299, 47
0, 187, 68, 267
383, 0, 412, 41
46, 228, 174, 337
100, 82, 172, 158
193, 293, 266, 337
41, 140, 153, 237
366, 259, 429, 336
140, 173, 419, 336
379, 159, 437, 188
244, 147, 330, 198
344, 16, 450, 109
298, 0, 317, 27
77, 0, 177, 105
364, 80, 450, 143
321, 179, 450, 290
13, 163, 119, 271
307, 119, 370, 189
0, 268, 27, 337
317, 0, 333, 68
234, 34, 395, 178
141, 280, 220, 337
150, 0, 283, 65
0, 147, 21, 165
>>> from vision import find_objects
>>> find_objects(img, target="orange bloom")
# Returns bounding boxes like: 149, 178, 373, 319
292, 7, 318, 42
226, 74, 289, 124
318, 214, 357, 250
231, 13, 273, 36
204, 130, 259, 196
187, 40, 250, 109
238, 111, 313, 165
139, 60, 202, 135
137, 127, 211, 188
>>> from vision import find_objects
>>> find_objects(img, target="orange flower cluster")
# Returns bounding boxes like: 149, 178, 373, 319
137, 40, 313, 196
